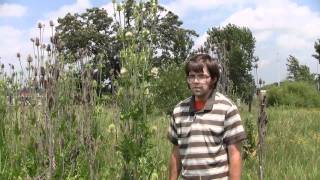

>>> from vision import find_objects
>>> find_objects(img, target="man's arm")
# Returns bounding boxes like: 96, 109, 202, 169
169, 145, 181, 180
228, 143, 242, 180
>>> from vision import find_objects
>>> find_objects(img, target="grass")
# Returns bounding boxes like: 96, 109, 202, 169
242, 106, 320, 180
0, 95, 319, 179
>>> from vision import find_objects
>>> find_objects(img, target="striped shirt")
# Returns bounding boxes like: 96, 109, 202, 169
167, 91, 246, 180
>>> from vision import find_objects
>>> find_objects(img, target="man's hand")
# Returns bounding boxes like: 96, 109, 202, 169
169, 145, 181, 180
228, 143, 242, 180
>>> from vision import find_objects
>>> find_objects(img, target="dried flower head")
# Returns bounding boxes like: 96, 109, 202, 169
117, 4, 122, 11
38, 22, 42, 29
49, 20, 54, 27
40, 66, 45, 76
16, 52, 21, 58
27, 54, 33, 63
30, 38, 35, 43
46, 44, 51, 52
35, 38, 40, 46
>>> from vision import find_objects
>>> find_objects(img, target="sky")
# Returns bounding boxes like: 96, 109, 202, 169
0, 0, 320, 84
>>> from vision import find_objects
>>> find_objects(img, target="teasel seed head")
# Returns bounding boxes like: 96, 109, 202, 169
27, 54, 33, 63
40, 66, 45, 76
30, 38, 35, 43
49, 20, 54, 27
35, 38, 40, 47
16, 52, 21, 59
46, 44, 51, 52
38, 22, 42, 29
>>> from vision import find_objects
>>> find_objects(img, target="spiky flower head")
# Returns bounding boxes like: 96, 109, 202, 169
35, 38, 40, 47
49, 20, 54, 27
30, 38, 35, 43
27, 54, 33, 63
117, 4, 122, 11
16, 52, 21, 59
46, 44, 51, 52
38, 22, 42, 29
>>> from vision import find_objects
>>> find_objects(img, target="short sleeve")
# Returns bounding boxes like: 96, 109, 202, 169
223, 104, 247, 145
167, 115, 178, 145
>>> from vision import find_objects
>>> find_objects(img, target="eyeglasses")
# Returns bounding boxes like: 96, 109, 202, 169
187, 74, 211, 82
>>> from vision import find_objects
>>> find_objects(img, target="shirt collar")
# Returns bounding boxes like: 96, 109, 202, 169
189, 89, 217, 113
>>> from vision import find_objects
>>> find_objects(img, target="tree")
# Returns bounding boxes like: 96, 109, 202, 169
312, 39, 320, 90
120, 0, 198, 67
55, 1, 197, 94
312, 39, 320, 64
202, 24, 257, 101
286, 55, 314, 82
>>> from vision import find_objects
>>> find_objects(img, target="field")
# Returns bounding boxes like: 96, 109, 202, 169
0, 88, 319, 180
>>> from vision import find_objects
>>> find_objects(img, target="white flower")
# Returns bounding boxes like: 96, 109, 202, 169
144, 88, 149, 95
125, 31, 133, 38
108, 123, 116, 133
151, 67, 159, 78
120, 67, 127, 75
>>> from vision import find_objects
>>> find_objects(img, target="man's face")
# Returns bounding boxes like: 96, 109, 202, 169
187, 66, 216, 100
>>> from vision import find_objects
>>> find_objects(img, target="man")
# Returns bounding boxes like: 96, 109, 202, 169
168, 54, 246, 180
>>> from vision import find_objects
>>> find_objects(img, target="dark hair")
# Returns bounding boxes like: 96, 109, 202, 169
185, 53, 220, 89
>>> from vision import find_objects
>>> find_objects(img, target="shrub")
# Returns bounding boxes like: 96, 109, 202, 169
152, 63, 191, 115
267, 81, 320, 107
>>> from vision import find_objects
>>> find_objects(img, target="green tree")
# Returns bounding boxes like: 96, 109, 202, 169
312, 39, 320, 90
120, 0, 198, 67
286, 55, 314, 82
312, 39, 320, 64
56, 1, 197, 69
202, 24, 256, 101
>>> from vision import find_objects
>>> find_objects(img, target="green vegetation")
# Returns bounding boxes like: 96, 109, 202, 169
0, 0, 319, 179
267, 81, 320, 107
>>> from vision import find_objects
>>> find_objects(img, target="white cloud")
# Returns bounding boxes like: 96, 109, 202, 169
193, 33, 208, 50
45, 0, 91, 21
163, 0, 251, 18
219, 0, 320, 83
0, 26, 31, 70
0, 3, 27, 17
101, 2, 114, 16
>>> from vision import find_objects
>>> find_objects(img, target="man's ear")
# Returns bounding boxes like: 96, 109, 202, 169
211, 77, 217, 84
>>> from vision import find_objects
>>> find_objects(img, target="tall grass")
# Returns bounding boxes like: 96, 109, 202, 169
242, 106, 320, 180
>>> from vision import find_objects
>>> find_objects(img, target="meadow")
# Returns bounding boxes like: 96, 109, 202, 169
0, 83, 319, 180
0, 1, 319, 179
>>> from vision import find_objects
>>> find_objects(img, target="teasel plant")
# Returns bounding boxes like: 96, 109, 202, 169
111, 0, 160, 178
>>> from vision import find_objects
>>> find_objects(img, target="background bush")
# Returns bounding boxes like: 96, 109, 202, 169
152, 63, 191, 115
267, 81, 320, 107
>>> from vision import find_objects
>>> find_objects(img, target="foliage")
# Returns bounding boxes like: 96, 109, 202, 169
267, 81, 320, 107
312, 39, 320, 64
286, 55, 315, 82
55, 1, 197, 83
202, 24, 256, 101
152, 62, 191, 115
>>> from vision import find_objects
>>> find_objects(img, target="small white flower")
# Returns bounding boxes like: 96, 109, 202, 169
144, 88, 149, 95
108, 123, 116, 133
125, 31, 133, 38
120, 67, 127, 75
151, 67, 159, 78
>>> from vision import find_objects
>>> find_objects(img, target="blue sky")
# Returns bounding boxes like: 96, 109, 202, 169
1, 0, 320, 84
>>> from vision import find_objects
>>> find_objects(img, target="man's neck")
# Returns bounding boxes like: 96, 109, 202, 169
194, 90, 214, 102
